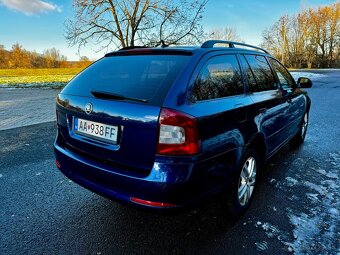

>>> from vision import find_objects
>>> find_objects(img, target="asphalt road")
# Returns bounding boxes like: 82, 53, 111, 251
1, 70, 339, 255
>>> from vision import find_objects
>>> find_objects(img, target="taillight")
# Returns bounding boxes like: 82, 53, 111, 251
157, 108, 201, 155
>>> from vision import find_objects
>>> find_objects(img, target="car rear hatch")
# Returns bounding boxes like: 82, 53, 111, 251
56, 50, 191, 177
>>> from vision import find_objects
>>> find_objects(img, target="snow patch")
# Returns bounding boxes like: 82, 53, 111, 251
315, 168, 338, 179
286, 212, 322, 254
306, 193, 319, 202
255, 151, 340, 254
258, 222, 280, 238
292, 157, 305, 165
290, 72, 326, 81
321, 179, 339, 190
303, 181, 327, 195
329, 152, 340, 169
315, 168, 327, 175
328, 208, 339, 215
285, 177, 299, 187
286, 151, 340, 254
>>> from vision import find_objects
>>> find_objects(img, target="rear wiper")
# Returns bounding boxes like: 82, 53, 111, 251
90, 89, 148, 103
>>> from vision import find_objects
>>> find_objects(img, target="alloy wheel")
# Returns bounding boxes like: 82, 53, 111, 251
301, 113, 308, 139
238, 157, 257, 206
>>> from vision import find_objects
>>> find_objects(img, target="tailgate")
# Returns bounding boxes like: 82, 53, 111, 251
56, 94, 160, 175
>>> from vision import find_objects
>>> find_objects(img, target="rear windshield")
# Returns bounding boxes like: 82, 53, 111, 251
61, 54, 190, 105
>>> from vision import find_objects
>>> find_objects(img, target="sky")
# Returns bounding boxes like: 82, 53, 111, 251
0, 0, 337, 61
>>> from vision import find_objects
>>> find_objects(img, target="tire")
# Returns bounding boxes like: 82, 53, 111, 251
290, 111, 309, 147
226, 149, 259, 217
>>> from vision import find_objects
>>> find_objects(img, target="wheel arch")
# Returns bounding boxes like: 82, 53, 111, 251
245, 133, 267, 167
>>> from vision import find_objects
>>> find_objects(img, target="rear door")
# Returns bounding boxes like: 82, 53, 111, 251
56, 53, 190, 174
240, 54, 291, 154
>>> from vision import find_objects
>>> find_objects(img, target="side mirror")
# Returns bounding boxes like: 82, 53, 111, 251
297, 77, 313, 88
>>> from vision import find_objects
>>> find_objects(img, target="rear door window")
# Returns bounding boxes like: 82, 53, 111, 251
61, 54, 190, 106
191, 55, 244, 101
243, 55, 277, 92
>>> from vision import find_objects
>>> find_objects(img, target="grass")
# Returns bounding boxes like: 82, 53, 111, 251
0, 68, 85, 88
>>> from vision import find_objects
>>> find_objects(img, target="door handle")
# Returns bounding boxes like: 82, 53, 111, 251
259, 108, 267, 114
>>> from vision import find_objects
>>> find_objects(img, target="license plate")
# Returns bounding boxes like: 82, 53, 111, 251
74, 118, 118, 144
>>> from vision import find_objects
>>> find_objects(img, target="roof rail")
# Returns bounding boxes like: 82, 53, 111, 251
201, 40, 269, 54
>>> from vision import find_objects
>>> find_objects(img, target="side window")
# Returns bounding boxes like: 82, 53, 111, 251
192, 55, 244, 101
269, 58, 295, 90
244, 55, 277, 92
239, 55, 257, 89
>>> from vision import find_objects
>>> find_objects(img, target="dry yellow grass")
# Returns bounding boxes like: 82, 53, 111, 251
0, 68, 85, 88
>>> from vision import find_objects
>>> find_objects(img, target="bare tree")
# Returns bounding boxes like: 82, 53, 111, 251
262, 15, 290, 65
43, 48, 67, 68
206, 27, 243, 42
29, 51, 45, 68
327, 3, 340, 67
65, 0, 208, 52
279, 15, 289, 65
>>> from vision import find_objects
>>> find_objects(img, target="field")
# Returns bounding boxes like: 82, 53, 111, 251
0, 68, 85, 88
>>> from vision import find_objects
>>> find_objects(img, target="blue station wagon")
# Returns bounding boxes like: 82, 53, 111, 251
54, 40, 312, 216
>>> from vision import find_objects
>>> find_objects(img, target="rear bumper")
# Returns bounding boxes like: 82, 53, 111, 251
54, 139, 239, 210
54, 143, 207, 209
